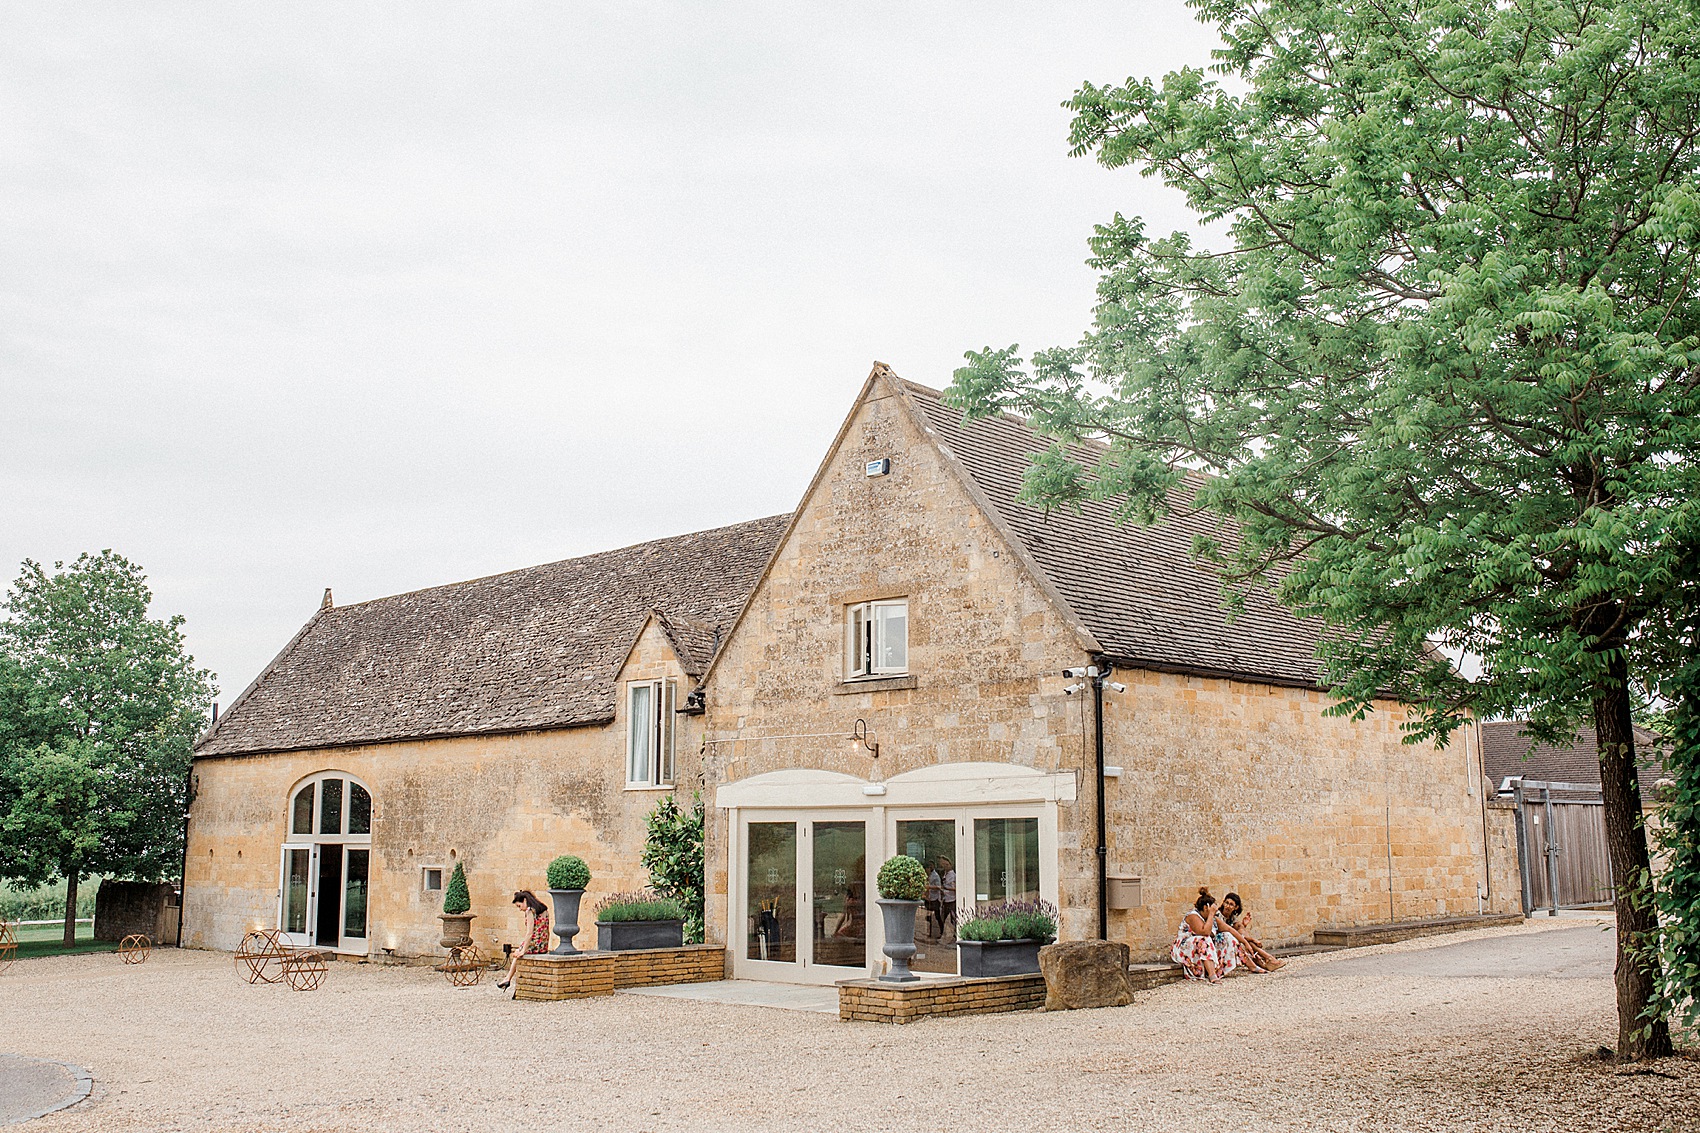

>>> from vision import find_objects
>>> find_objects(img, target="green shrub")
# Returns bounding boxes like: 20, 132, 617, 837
441, 862, 471, 915
642, 794, 706, 943
594, 889, 686, 923
0, 879, 99, 922
876, 855, 927, 901
546, 855, 590, 891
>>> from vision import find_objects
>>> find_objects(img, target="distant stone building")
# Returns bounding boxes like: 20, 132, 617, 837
185, 365, 1494, 972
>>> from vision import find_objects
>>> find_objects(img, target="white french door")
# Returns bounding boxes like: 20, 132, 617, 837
732, 812, 871, 984
729, 804, 1056, 984
277, 842, 370, 953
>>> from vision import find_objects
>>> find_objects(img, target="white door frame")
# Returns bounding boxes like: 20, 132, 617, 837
730, 809, 877, 985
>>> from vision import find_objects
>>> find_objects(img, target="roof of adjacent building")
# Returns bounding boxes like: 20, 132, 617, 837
1479, 720, 1668, 792
195, 515, 790, 758
902, 379, 1328, 688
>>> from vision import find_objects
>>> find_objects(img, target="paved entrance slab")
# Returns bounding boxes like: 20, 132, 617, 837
0, 1053, 92, 1126
1290, 923, 1614, 980
617, 979, 838, 1014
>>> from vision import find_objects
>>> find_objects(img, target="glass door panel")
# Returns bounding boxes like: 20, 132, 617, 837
974, 817, 1041, 908
282, 847, 312, 939
342, 848, 370, 943
746, 822, 797, 963
314, 843, 343, 947
809, 821, 865, 969
896, 819, 959, 974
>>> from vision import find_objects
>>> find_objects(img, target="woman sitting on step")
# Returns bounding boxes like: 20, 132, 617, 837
1220, 892, 1284, 972
1171, 887, 1241, 983
496, 890, 551, 996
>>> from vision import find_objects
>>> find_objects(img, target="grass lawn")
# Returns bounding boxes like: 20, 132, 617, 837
10, 920, 118, 959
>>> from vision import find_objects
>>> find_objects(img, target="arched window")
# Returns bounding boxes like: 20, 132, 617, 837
280, 772, 373, 953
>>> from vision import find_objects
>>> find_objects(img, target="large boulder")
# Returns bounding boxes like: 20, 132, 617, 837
1038, 939, 1133, 1010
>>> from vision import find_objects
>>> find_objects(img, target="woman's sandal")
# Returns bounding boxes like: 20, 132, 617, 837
496, 980, 510, 990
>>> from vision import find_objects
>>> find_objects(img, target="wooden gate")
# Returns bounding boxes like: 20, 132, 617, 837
1513, 780, 1614, 912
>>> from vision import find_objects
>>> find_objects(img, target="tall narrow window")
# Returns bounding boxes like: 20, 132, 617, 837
626, 679, 676, 787
846, 599, 908, 677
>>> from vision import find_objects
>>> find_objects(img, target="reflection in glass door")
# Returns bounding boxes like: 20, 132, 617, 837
974, 817, 1041, 908
283, 847, 312, 937
342, 848, 370, 944
896, 819, 959, 974
746, 822, 798, 963
810, 822, 866, 969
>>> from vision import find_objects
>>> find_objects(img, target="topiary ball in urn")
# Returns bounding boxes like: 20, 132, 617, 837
875, 855, 926, 982
545, 855, 590, 954
438, 862, 476, 949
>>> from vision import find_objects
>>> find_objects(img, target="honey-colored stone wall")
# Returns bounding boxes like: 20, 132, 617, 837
1483, 798, 1525, 915
184, 618, 700, 957
1101, 672, 1491, 956
703, 375, 1490, 960
701, 380, 1100, 943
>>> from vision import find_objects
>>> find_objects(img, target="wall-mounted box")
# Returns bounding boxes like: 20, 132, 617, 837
1107, 876, 1143, 909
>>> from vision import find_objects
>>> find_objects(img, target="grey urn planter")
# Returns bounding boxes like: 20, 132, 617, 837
955, 937, 1054, 978
438, 912, 476, 950
596, 919, 685, 951
877, 898, 922, 982
548, 888, 584, 954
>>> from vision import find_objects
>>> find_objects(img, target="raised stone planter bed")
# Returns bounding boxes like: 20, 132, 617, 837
1313, 912, 1523, 949
838, 973, 1046, 1024
596, 919, 684, 951
514, 944, 724, 1001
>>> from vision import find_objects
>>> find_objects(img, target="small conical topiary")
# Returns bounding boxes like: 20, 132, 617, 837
442, 862, 471, 915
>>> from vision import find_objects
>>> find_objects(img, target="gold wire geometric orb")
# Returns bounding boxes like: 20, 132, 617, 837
439, 944, 485, 988
234, 928, 289, 984
280, 947, 329, 991
0, 921, 16, 975
118, 933, 152, 964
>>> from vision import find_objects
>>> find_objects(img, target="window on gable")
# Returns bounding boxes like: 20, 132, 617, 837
847, 599, 908, 678
627, 679, 677, 787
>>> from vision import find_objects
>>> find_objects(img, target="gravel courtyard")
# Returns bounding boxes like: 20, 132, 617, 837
4, 917, 1694, 1133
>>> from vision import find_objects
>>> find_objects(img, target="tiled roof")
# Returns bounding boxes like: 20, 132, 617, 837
903, 380, 1329, 687
196, 515, 790, 757
1479, 720, 1667, 792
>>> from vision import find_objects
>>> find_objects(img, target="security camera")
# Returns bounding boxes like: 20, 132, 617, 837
1061, 666, 1100, 678
1108, 682, 1127, 693
1063, 684, 1085, 695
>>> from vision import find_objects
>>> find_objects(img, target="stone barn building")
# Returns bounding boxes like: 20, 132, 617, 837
184, 365, 1493, 975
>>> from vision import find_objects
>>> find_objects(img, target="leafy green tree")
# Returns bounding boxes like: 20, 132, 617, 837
949, 0, 1700, 1059
642, 794, 705, 943
0, 552, 215, 945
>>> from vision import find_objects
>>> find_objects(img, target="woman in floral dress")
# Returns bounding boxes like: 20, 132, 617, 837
497, 889, 551, 994
1171, 887, 1240, 982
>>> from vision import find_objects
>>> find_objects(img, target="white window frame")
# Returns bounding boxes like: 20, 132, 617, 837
626, 679, 677, 788
846, 598, 908, 678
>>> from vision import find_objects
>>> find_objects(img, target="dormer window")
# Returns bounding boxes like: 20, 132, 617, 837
627, 679, 677, 788
846, 599, 908, 678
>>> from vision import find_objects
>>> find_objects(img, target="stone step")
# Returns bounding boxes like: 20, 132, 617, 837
1312, 913, 1524, 949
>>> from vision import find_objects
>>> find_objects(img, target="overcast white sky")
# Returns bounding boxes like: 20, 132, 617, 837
1, 2, 1220, 702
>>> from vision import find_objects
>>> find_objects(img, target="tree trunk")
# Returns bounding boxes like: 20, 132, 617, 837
1593, 664, 1674, 1061
62, 870, 79, 949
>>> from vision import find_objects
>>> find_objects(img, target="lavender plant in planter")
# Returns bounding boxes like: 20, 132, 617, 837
875, 855, 927, 982
594, 891, 685, 951
545, 855, 590, 954
955, 899, 1059, 978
